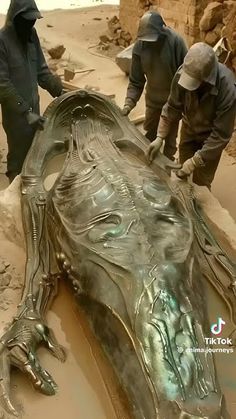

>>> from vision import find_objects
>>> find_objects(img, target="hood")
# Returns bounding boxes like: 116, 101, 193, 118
137, 11, 166, 42
5, 0, 42, 26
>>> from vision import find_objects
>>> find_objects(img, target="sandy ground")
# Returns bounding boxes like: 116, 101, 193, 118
0, 5, 236, 419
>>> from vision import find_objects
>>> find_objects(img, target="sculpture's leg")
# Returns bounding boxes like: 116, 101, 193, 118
0, 94, 70, 416
0, 178, 65, 417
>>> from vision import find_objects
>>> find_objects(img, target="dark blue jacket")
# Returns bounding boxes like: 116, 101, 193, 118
125, 27, 187, 109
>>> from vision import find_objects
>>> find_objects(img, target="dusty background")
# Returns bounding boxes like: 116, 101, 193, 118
120, 0, 236, 72
0, 3, 236, 419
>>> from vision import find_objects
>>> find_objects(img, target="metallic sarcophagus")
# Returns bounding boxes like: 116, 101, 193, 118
1, 90, 235, 419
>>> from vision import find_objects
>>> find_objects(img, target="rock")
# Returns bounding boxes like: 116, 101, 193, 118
223, 0, 236, 24
93, 17, 102, 21
203, 23, 224, 46
9, 273, 22, 290
222, 1, 236, 54
108, 15, 120, 33
116, 44, 134, 75
113, 22, 122, 32
200, 2, 223, 32
0, 262, 6, 274
1, 273, 12, 287
204, 31, 219, 47
0, 296, 9, 311
47, 24, 53, 28
48, 45, 66, 60
231, 56, 236, 73
99, 34, 112, 43
0, 176, 24, 247
121, 31, 132, 43
101, 44, 109, 51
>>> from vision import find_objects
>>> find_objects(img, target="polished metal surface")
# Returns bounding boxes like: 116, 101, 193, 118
0, 90, 235, 418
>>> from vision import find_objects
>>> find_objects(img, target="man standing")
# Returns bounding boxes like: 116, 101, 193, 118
0, 0, 64, 183
122, 10, 187, 160
147, 42, 236, 189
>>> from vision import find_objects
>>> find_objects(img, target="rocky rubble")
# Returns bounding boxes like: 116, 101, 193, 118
200, 0, 236, 71
99, 15, 132, 51
48, 44, 66, 60
0, 178, 26, 328
0, 257, 22, 312
119, 0, 236, 72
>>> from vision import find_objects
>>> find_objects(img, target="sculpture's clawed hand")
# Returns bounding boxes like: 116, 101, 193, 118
0, 318, 66, 417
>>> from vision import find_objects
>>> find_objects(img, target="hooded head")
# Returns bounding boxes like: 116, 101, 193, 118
5, 0, 42, 42
137, 11, 165, 42
6, 0, 42, 25
178, 42, 217, 91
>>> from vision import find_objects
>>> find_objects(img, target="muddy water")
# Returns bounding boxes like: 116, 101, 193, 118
11, 282, 131, 419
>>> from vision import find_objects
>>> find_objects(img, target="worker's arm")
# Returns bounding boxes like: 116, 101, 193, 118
34, 31, 63, 98
198, 80, 236, 162
0, 38, 29, 113
124, 41, 146, 111
174, 34, 188, 68
147, 72, 184, 162
157, 72, 184, 139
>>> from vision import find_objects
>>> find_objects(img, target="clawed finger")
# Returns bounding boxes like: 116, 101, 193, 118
22, 352, 58, 396
0, 351, 18, 417
35, 325, 66, 362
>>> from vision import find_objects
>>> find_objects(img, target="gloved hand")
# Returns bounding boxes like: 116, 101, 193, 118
121, 98, 135, 116
146, 136, 164, 163
26, 110, 45, 131
122, 104, 132, 116
176, 152, 205, 179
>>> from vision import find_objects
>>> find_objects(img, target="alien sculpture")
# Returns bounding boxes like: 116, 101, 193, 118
0, 90, 236, 419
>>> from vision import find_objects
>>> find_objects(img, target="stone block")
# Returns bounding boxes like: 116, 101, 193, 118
199, 2, 223, 32
202, 23, 224, 46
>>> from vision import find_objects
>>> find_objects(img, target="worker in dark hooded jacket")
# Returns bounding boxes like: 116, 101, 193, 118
122, 11, 187, 160
0, 0, 63, 183
147, 42, 236, 189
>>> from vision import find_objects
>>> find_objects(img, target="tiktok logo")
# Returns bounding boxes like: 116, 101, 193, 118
210, 317, 226, 335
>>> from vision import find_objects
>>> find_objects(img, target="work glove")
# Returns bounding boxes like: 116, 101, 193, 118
26, 109, 45, 131
176, 152, 205, 179
122, 105, 132, 116
146, 136, 164, 163
121, 98, 135, 116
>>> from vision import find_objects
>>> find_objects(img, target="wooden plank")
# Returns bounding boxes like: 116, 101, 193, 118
130, 114, 145, 125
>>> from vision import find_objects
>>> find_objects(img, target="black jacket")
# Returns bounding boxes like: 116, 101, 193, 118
158, 63, 236, 161
0, 0, 62, 121
125, 27, 187, 109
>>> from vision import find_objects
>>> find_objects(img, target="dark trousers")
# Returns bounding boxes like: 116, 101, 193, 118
3, 117, 36, 183
179, 125, 222, 189
144, 106, 178, 160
